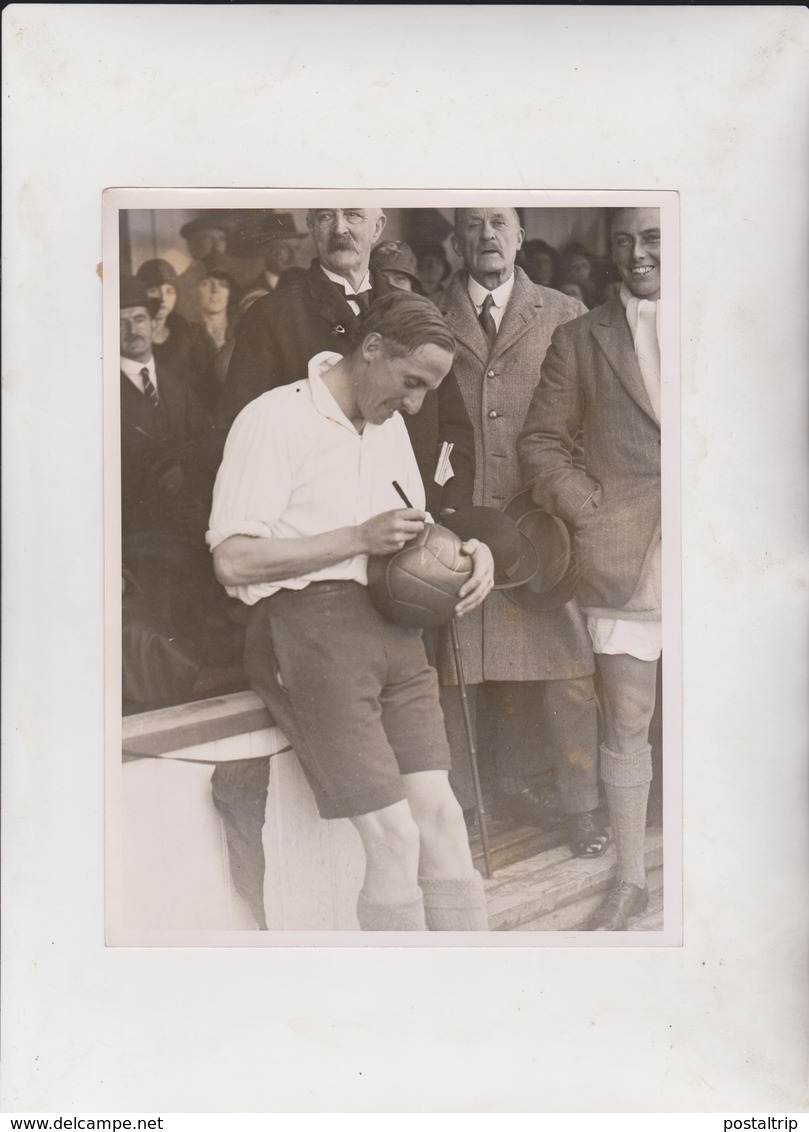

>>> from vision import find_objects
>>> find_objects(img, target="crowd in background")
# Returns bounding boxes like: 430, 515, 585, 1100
119, 204, 663, 931
120, 208, 621, 717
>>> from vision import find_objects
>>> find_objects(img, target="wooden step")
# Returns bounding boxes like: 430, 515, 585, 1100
468, 804, 611, 874
517, 866, 664, 932
470, 819, 568, 874
482, 828, 664, 931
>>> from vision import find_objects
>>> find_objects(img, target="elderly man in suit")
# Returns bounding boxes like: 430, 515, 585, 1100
437, 207, 608, 858
519, 206, 662, 929
215, 208, 475, 518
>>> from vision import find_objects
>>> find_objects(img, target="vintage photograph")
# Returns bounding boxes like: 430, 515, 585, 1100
105, 191, 679, 944
8, 2, 807, 1113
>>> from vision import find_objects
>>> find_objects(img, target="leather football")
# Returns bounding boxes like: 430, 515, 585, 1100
367, 523, 473, 627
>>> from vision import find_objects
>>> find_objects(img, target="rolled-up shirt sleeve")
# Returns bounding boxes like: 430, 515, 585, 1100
206, 395, 292, 551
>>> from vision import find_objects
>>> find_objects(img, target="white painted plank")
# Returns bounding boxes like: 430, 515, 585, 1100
122, 757, 256, 931
273, 753, 338, 929
327, 820, 364, 930
259, 749, 366, 930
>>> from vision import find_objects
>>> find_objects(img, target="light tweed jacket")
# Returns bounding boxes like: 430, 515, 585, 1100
436, 266, 593, 685
518, 298, 661, 613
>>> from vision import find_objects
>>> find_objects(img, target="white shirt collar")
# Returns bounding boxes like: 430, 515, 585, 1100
307, 350, 384, 437
320, 263, 372, 296
619, 281, 660, 337
467, 272, 515, 311
120, 354, 156, 393
307, 351, 357, 431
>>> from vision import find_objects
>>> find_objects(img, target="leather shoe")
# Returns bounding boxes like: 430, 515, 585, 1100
568, 810, 609, 858
581, 881, 649, 930
492, 778, 566, 828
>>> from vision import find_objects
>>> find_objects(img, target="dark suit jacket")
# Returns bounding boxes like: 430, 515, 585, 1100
152, 311, 194, 376
215, 259, 475, 515
245, 266, 307, 295
120, 360, 209, 537
518, 298, 661, 610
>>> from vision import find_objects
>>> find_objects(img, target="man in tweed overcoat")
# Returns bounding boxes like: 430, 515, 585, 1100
437, 207, 608, 857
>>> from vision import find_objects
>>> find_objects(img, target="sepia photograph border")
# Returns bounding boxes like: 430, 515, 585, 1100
104, 187, 682, 949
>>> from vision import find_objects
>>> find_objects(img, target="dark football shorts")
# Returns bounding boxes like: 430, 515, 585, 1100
244, 581, 452, 819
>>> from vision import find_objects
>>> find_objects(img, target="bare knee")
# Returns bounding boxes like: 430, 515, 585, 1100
604, 684, 656, 753
353, 804, 421, 871
419, 790, 467, 844
596, 656, 657, 754
406, 778, 475, 877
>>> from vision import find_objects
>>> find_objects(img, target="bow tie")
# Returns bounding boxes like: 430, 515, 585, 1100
332, 280, 371, 315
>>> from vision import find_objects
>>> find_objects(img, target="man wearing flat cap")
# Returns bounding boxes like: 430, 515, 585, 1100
437, 207, 607, 859
247, 210, 308, 295
175, 212, 240, 324
216, 207, 475, 519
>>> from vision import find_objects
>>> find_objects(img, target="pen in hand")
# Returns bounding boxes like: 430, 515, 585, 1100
392, 480, 414, 509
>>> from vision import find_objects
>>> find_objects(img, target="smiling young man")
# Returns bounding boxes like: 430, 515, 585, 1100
519, 206, 663, 930
611, 207, 661, 300
207, 291, 495, 932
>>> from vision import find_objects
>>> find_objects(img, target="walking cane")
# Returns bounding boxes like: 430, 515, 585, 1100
449, 616, 493, 879
391, 482, 494, 879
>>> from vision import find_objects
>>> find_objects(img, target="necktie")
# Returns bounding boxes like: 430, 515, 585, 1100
354, 290, 372, 316
140, 367, 170, 440
140, 367, 160, 410
479, 293, 497, 348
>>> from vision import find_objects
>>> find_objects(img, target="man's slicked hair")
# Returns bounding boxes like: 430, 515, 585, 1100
609, 205, 661, 238
356, 291, 456, 358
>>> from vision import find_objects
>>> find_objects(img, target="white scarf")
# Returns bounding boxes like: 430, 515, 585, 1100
619, 282, 660, 424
